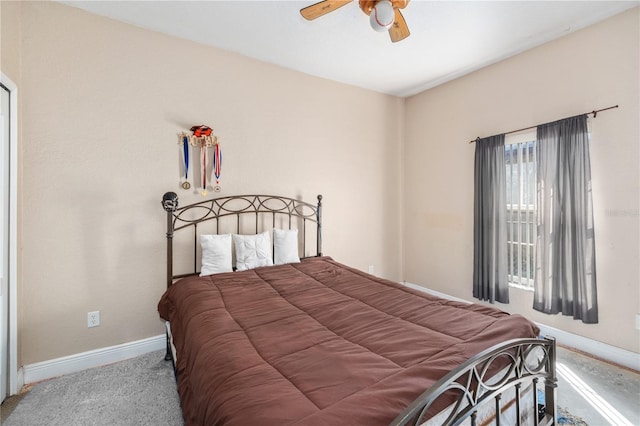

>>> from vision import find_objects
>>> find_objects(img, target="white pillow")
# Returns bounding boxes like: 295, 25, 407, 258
232, 231, 274, 271
273, 228, 300, 265
200, 234, 233, 276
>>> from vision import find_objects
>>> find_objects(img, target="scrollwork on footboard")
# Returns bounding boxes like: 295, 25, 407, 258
391, 337, 557, 426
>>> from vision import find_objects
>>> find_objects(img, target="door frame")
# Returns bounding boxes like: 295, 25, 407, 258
1, 72, 18, 396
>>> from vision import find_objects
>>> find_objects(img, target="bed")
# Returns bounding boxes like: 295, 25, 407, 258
157, 192, 557, 425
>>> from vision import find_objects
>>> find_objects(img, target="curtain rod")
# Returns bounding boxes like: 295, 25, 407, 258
468, 105, 619, 144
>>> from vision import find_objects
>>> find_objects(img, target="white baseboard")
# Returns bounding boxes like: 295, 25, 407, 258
402, 282, 471, 304
21, 334, 166, 386
16, 367, 24, 395
535, 323, 640, 372
402, 281, 640, 372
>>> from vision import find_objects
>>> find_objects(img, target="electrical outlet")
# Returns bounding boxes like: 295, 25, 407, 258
636, 314, 640, 330
88, 311, 100, 328
368, 265, 375, 274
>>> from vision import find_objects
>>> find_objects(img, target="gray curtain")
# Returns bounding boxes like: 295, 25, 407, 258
473, 134, 509, 304
534, 115, 598, 323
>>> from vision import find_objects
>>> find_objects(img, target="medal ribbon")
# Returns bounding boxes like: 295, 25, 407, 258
212, 143, 222, 184
201, 143, 207, 191
183, 136, 189, 180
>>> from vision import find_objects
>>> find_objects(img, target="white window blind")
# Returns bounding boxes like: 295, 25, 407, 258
505, 133, 536, 289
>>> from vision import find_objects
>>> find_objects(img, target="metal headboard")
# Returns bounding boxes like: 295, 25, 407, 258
161, 192, 323, 288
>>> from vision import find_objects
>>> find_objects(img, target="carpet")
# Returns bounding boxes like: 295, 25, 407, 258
536, 388, 589, 426
2, 350, 589, 425
0, 390, 28, 422
2, 350, 183, 426
558, 406, 589, 425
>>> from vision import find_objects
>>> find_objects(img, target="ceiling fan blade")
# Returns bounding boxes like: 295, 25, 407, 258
300, 0, 353, 20
389, 8, 410, 42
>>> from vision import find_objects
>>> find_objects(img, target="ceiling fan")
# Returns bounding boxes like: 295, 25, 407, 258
300, 0, 411, 43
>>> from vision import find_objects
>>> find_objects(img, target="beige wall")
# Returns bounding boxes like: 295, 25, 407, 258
11, 1, 403, 365
1, 1, 21, 84
404, 8, 640, 354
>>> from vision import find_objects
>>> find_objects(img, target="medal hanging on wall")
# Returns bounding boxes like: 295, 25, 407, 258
177, 125, 220, 195
181, 135, 191, 190
212, 142, 222, 193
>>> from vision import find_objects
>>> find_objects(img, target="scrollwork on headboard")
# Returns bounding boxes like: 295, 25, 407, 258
162, 193, 323, 288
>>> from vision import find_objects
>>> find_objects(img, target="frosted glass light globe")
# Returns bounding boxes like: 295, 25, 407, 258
369, 1, 395, 32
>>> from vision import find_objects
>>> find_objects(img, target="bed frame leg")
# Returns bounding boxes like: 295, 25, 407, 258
544, 337, 558, 424
164, 331, 172, 361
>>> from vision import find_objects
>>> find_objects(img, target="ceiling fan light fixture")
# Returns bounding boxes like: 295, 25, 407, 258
369, 0, 395, 32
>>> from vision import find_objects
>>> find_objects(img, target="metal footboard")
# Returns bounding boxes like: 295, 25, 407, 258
391, 337, 557, 426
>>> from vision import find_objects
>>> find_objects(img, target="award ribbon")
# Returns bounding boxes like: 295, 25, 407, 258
201, 142, 208, 196
212, 143, 222, 192
182, 136, 190, 189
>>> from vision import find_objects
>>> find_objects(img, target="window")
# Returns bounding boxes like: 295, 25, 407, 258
505, 133, 536, 289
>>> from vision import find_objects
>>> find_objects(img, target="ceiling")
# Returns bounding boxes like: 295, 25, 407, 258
59, 1, 638, 97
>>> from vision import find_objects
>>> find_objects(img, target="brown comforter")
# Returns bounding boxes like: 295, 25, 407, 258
158, 256, 539, 426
